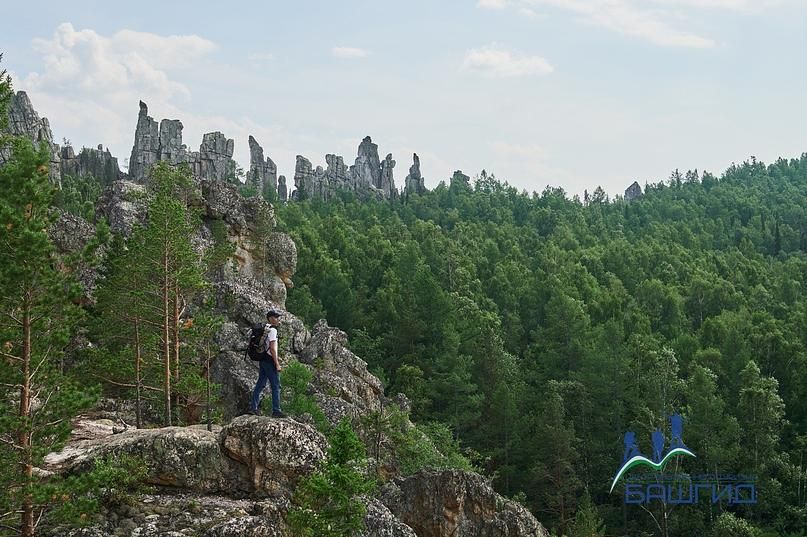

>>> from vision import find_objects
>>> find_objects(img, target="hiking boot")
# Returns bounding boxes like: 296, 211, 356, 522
248, 409, 260, 416
271, 411, 287, 418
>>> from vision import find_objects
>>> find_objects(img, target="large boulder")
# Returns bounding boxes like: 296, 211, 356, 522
220, 415, 327, 496
380, 469, 549, 537
43, 425, 240, 494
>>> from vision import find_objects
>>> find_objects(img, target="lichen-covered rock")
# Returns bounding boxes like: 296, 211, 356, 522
220, 416, 327, 496
298, 320, 384, 424
202, 516, 284, 537
360, 498, 417, 537
96, 180, 147, 236
49, 211, 104, 301
43, 425, 239, 494
380, 469, 549, 537
266, 232, 296, 287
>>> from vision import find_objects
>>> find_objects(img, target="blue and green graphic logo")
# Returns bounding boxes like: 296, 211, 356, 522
610, 414, 695, 493
612, 413, 757, 504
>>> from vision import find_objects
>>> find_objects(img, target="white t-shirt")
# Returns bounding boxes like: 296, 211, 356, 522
262, 325, 278, 354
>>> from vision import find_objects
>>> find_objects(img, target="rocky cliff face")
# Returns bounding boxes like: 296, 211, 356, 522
404, 153, 426, 196
1, 91, 62, 184
43, 169, 549, 536
1, 91, 123, 186
248, 135, 278, 196
3, 93, 427, 202
60, 144, 121, 184
128, 102, 238, 184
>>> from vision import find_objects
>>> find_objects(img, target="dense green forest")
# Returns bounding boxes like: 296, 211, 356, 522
275, 161, 807, 537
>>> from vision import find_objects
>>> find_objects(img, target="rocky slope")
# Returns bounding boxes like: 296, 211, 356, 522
6, 92, 548, 536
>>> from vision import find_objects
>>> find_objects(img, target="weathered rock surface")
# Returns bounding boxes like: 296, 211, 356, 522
96, 180, 148, 236
195, 131, 236, 183
44, 425, 238, 493
50, 494, 287, 537
381, 469, 549, 537
60, 144, 121, 184
248, 135, 278, 197
128, 101, 160, 182
2, 90, 61, 184
49, 211, 104, 301
360, 498, 418, 537
451, 169, 471, 188
625, 180, 642, 201
128, 102, 236, 184
290, 136, 401, 201
298, 320, 385, 425
220, 416, 327, 496
277, 175, 288, 202
404, 153, 426, 196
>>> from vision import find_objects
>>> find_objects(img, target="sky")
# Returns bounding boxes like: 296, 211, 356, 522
3, 0, 807, 198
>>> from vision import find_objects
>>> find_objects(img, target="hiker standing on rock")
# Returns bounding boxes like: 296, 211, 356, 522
250, 310, 286, 417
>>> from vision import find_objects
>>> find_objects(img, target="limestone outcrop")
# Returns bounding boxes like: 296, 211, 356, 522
1, 91, 61, 184
404, 153, 426, 196
297, 320, 386, 425
381, 469, 549, 537
128, 102, 236, 184
96, 180, 148, 236
220, 416, 327, 496
248, 135, 278, 197
49, 210, 104, 302
625, 180, 642, 201
128, 101, 160, 182
60, 144, 121, 184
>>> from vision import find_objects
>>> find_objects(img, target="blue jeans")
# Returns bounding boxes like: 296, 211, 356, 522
250, 358, 281, 413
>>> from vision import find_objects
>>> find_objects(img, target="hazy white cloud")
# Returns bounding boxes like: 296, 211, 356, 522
492, 141, 547, 159
652, 0, 793, 11
524, 0, 715, 48
462, 45, 553, 77
478, 0, 509, 8
331, 46, 369, 59
248, 52, 274, 64
13, 23, 301, 175
519, 7, 543, 17
23, 23, 216, 101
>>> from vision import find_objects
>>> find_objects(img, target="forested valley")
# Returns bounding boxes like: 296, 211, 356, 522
276, 160, 807, 537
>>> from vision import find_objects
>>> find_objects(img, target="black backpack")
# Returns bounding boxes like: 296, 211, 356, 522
246, 323, 266, 361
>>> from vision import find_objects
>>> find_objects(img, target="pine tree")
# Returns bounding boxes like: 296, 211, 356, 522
0, 137, 97, 536
289, 419, 376, 537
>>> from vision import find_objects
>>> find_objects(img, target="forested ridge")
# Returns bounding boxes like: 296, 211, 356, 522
277, 159, 807, 536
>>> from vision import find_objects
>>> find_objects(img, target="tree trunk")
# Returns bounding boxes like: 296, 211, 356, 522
173, 282, 180, 383
163, 248, 172, 426
135, 317, 143, 429
20, 295, 34, 537
206, 343, 212, 433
